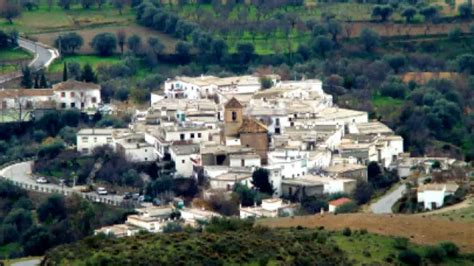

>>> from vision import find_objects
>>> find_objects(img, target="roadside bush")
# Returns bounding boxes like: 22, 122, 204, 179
393, 237, 409, 250
439, 242, 459, 257
335, 201, 359, 214
425, 245, 446, 263
398, 249, 421, 266
342, 227, 352, 237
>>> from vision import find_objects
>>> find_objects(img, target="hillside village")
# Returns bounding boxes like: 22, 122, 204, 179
1, 76, 470, 237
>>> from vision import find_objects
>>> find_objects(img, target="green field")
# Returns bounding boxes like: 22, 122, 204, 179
333, 231, 472, 265
48, 54, 122, 73
0, 48, 33, 61
0, 2, 134, 34
433, 202, 474, 223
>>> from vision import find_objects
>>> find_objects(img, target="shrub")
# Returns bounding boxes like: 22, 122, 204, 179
342, 227, 352, 237
398, 249, 421, 266
335, 201, 359, 214
393, 237, 409, 250
439, 242, 459, 258
425, 246, 446, 263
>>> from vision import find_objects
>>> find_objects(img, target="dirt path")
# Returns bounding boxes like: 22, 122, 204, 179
258, 213, 474, 252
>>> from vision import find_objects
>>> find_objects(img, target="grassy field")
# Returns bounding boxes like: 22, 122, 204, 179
48, 54, 122, 73
432, 201, 474, 223
0, 2, 134, 34
0, 48, 33, 61
333, 231, 473, 265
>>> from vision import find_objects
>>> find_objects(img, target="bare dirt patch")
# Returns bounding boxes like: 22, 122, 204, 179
258, 213, 474, 252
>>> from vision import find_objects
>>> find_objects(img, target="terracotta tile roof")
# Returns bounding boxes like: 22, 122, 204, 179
225, 97, 242, 109
239, 118, 268, 134
0, 89, 54, 98
52, 80, 100, 91
328, 197, 351, 206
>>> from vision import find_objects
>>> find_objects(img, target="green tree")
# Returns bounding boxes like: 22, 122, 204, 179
234, 183, 259, 207
62, 62, 68, 81
127, 34, 142, 55
40, 73, 48, 88
352, 181, 374, 204
372, 5, 393, 22
21, 66, 33, 88
335, 201, 359, 214
54, 32, 84, 54
0, 3, 21, 24
401, 7, 417, 23
458, 3, 472, 19
91, 33, 117, 56
251, 168, 274, 195
312, 35, 333, 57
259, 76, 273, 89
398, 249, 421, 266
81, 63, 97, 83
175, 41, 191, 62
236, 42, 255, 64
420, 6, 438, 22
4, 208, 33, 232
37, 194, 67, 222
360, 28, 380, 52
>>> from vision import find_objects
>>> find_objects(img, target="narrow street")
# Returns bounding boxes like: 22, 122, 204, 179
370, 183, 407, 214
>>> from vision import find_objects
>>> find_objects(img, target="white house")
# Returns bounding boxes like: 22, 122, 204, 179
239, 198, 297, 219
229, 153, 261, 168
267, 149, 308, 179
76, 128, 117, 154
53, 80, 101, 110
169, 144, 200, 178
417, 183, 459, 210
115, 134, 157, 162
180, 208, 221, 226
0, 89, 55, 110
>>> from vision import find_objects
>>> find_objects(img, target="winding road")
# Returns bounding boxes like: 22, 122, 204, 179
370, 183, 407, 214
0, 161, 124, 206
0, 38, 59, 84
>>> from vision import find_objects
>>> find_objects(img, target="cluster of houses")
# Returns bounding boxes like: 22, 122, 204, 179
0, 80, 102, 114
2, 75, 466, 235
77, 74, 406, 202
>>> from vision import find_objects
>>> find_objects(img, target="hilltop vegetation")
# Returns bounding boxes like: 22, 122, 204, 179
44, 218, 474, 265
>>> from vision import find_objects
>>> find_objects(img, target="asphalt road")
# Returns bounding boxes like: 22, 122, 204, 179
11, 259, 41, 266
0, 161, 123, 205
0, 38, 59, 84
370, 183, 407, 214
18, 38, 58, 70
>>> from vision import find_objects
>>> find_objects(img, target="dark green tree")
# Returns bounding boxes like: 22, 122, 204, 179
40, 73, 48, 88
251, 168, 274, 195
34, 73, 40, 88
62, 62, 68, 81
21, 66, 33, 88
81, 63, 97, 83
91, 33, 117, 56
352, 181, 374, 204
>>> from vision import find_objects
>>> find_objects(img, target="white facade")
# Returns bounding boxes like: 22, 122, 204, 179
267, 150, 308, 179
180, 208, 221, 225
229, 154, 261, 168
76, 128, 116, 154
126, 215, 165, 233
117, 142, 156, 162
417, 184, 458, 210
239, 198, 296, 219
169, 145, 200, 178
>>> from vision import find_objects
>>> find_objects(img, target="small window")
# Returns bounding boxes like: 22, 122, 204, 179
82, 137, 88, 143
70, 102, 75, 108
181, 160, 185, 163
106, 137, 112, 143
61, 103, 66, 109
232, 111, 237, 121
91, 97, 97, 103
80, 92, 84, 97
190, 133, 195, 139
94, 137, 97, 143
61, 92, 65, 97
145, 157, 148, 161
180, 134, 185, 140
70, 92, 75, 97
198, 133, 202, 138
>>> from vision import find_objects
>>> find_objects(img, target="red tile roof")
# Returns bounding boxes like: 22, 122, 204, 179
328, 197, 351, 206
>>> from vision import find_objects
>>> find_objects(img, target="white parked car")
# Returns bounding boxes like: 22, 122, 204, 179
36, 177, 48, 184
97, 187, 108, 195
